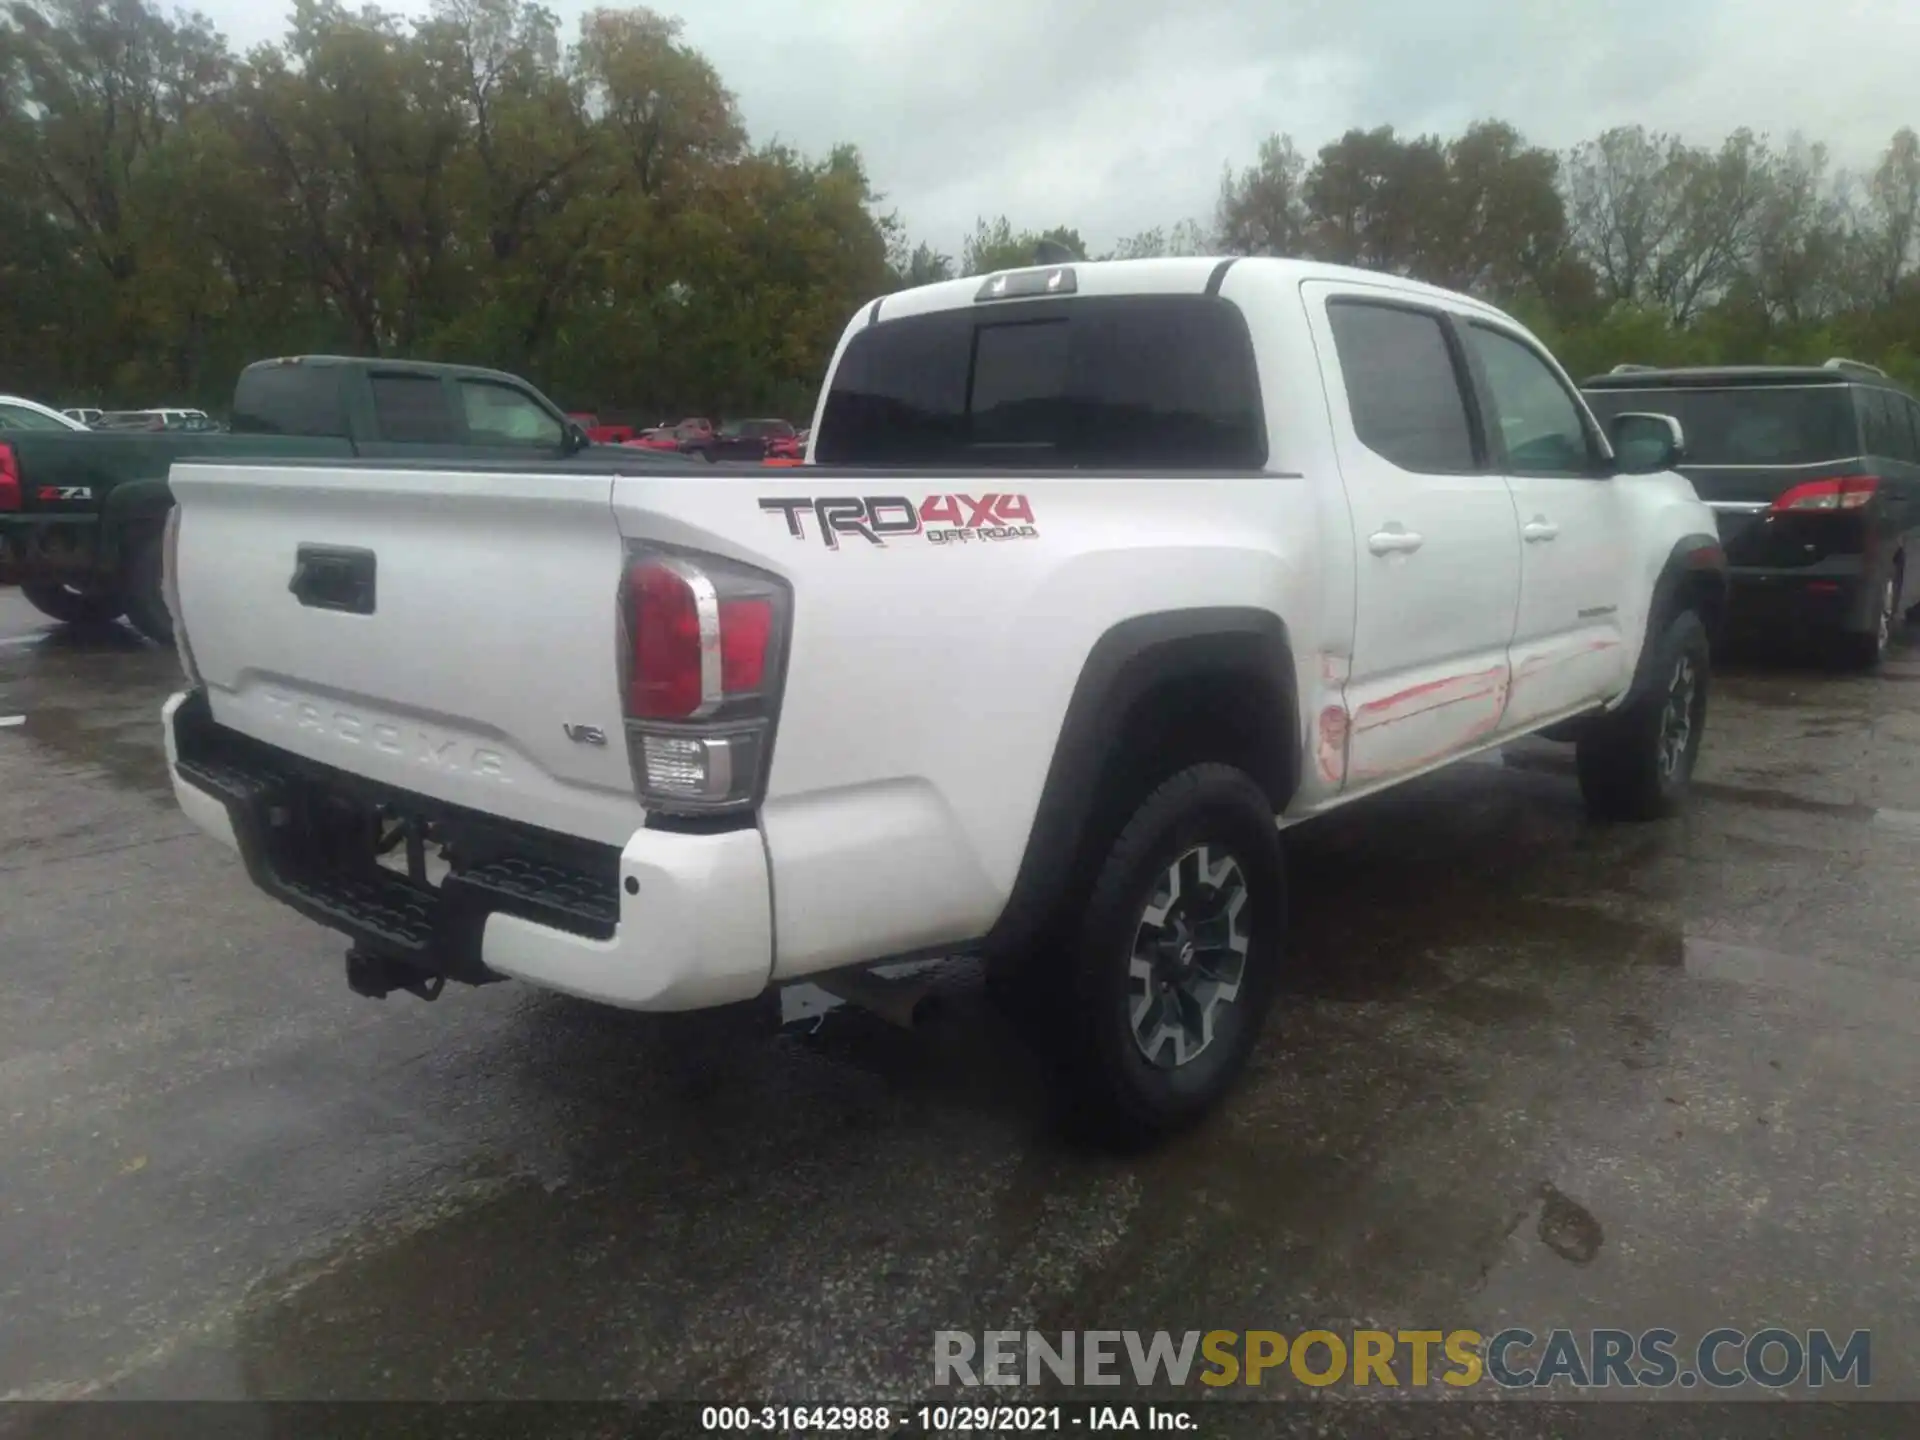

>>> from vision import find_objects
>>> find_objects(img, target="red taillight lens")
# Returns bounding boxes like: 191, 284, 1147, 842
0, 442, 19, 512
627, 560, 705, 719
719, 598, 771, 692
1771, 475, 1879, 513
620, 548, 789, 816
625, 561, 778, 718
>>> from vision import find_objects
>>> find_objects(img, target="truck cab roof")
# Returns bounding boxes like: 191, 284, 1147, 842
870, 255, 1509, 325
245, 355, 539, 388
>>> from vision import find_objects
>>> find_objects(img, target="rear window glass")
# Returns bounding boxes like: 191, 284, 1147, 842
370, 374, 459, 444
815, 295, 1266, 469
231, 366, 348, 437
1581, 386, 1859, 466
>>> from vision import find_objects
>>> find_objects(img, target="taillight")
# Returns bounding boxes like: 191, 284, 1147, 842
620, 547, 789, 815
627, 560, 706, 719
1770, 475, 1879, 512
0, 442, 19, 512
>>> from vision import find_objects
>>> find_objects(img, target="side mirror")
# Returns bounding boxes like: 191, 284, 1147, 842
564, 421, 590, 454
1610, 412, 1686, 474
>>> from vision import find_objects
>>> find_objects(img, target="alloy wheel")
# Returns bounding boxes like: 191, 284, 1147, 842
1126, 845, 1252, 1069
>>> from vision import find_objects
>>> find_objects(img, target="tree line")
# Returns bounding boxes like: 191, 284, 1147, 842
4, 0, 1919, 422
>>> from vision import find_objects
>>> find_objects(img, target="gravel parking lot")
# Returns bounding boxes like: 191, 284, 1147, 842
3, 585, 1918, 1425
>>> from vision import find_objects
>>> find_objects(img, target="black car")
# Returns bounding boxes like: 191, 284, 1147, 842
1583, 359, 1920, 668
707, 418, 797, 462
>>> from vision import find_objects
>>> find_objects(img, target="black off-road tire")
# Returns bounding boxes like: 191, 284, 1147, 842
1840, 566, 1899, 672
1057, 763, 1286, 1144
121, 530, 173, 646
1576, 608, 1710, 822
18, 581, 126, 626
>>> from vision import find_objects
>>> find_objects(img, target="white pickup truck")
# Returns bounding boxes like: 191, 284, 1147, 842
161, 257, 1724, 1139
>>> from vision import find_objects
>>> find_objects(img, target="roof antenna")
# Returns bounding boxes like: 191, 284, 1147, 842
1032, 239, 1075, 266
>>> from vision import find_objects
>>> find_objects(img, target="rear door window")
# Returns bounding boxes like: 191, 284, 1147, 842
816, 295, 1265, 469
1860, 388, 1899, 460
370, 374, 460, 445
1325, 301, 1478, 474
1863, 389, 1920, 464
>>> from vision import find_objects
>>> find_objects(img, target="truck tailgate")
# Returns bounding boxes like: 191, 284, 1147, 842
170, 462, 644, 846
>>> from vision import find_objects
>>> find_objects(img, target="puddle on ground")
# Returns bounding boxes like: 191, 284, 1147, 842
8, 701, 174, 796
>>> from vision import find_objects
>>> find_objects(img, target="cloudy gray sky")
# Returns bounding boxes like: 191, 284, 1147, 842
198, 0, 1920, 253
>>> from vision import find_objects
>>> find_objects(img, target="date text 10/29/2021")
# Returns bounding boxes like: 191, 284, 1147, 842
702, 1406, 1191, 1432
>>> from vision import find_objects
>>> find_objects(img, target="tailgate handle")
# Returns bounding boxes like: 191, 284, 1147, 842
290, 545, 376, 615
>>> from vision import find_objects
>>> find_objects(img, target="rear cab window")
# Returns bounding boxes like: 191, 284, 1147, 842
369, 374, 460, 445
815, 294, 1266, 469
232, 364, 350, 437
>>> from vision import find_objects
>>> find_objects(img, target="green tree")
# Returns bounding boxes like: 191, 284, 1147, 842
1215, 134, 1305, 256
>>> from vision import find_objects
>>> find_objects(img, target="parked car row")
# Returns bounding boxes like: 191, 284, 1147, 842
48, 406, 222, 432
622, 415, 805, 461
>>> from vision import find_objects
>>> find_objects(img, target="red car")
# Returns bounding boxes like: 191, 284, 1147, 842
709, 418, 800, 462
565, 412, 636, 445
626, 418, 715, 455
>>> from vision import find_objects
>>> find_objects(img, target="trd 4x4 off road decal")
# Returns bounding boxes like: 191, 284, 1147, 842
759, 494, 1038, 549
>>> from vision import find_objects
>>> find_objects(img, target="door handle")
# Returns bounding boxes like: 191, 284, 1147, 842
1522, 518, 1560, 543
290, 544, 377, 614
1367, 527, 1425, 556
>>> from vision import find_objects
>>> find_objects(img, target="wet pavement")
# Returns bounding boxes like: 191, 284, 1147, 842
3, 584, 1919, 1426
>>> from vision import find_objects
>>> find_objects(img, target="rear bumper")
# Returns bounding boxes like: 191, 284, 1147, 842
1725, 554, 1876, 636
162, 690, 773, 1011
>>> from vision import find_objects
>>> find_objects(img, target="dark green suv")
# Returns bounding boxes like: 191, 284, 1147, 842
1584, 359, 1920, 669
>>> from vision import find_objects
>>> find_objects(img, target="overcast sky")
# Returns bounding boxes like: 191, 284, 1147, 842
196, 0, 1920, 253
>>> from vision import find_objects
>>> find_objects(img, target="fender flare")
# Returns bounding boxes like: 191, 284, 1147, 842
984, 607, 1297, 957
98, 476, 175, 569
1634, 531, 1726, 692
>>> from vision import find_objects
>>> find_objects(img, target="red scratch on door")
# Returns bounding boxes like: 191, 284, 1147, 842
1352, 664, 1506, 732
1316, 705, 1349, 785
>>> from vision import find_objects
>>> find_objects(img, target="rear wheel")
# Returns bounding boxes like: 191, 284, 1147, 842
1576, 609, 1709, 821
1056, 763, 1285, 1143
121, 530, 173, 646
18, 581, 126, 626
1841, 568, 1899, 671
